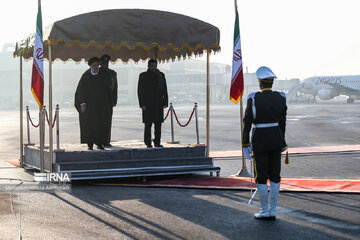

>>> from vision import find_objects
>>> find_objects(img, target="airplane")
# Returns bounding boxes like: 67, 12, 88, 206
287, 75, 360, 103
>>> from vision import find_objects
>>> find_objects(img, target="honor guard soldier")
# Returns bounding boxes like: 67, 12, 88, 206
100, 54, 118, 147
242, 66, 287, 220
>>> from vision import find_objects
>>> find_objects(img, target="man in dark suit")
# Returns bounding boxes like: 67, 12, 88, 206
137, 59, 168, 148
100, 54, 118, 147
242, 66, 287, 220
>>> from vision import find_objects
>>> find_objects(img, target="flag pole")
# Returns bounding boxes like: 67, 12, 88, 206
235, 95, 249, 176
40, 107, 44, 172
233, 0, 249, 177
36, 0, 44, 172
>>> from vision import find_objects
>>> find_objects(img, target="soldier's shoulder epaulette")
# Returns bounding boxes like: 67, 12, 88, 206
274, 91, 286, 98
247, 92, 258, 100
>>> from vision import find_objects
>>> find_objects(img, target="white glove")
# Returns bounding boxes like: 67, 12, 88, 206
243, 146, 252, 159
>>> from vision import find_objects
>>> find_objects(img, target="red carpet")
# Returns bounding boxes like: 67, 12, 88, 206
103, 177, 360, 193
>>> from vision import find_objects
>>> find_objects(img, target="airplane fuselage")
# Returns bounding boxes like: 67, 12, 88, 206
300, 75, 360, 102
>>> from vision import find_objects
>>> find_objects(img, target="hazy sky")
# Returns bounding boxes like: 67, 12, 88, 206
1, 0, 359, 79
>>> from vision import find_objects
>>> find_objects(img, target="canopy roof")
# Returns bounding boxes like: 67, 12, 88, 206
14, 9, 221, 63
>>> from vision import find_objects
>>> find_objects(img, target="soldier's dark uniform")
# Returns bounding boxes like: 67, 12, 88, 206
242, 89, 287, 184
242, 66, 287, 220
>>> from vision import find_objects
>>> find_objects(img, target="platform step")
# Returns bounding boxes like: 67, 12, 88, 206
66, 166, 221, 180
55, 146, 206, 163
56, 156, 213, 171
24, 145, 220, 180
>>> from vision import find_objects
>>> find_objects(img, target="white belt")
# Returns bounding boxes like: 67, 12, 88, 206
254, 123, 279, 128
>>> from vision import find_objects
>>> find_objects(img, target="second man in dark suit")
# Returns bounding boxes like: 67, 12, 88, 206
100, 54, 118, 147
137, 59, 168, 148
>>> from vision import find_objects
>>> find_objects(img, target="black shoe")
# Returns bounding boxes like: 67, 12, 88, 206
87, 143, 93, 150
254, 215, 275, 220
154, 144, 164, 148
146, 144, 153, 148
96, 145, 105, 150
104, 143, 113, 148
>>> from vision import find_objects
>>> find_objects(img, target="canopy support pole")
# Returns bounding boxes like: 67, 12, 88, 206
19, 56, 24, 167
206, 51, 210, 157
48, 44, 54, 172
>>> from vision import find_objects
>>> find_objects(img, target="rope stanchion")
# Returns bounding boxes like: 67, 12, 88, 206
172, 108, 195, 127
45, 111, 57, 128
167, 103, 180, 144
163, 108, 170, 121
54, 104, 65, 152
194, 102, 200, 145
166, 103, 197, 144
27, 111, 40, 128
25, 106, 35, 146
52, 114, 56, 128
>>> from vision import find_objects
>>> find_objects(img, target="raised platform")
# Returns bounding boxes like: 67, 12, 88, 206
24, 141, 220, 180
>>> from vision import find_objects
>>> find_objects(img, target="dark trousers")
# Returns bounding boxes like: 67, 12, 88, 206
106, 114, 112, 145
144, 122, 162, 145
253, 150, 281, 184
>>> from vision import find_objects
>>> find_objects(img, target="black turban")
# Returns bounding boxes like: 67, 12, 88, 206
88, 57, 100, 66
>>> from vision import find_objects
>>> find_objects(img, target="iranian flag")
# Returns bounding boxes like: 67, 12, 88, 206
230, 8, 244, 104
31, 1, 44, 109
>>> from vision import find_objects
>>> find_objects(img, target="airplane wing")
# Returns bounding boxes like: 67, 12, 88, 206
322, 81, 360, 95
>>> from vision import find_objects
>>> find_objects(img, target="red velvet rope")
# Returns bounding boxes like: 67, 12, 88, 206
163, 108, 170, 121
45, 111, 57, 128
27, 111, 39, 128
172, 108, 195, 127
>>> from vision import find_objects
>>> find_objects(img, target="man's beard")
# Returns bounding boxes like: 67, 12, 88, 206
91, 69, 99, 75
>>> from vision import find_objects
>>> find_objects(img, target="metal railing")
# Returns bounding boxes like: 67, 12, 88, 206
164, 102, 200, 145
26, 105, 61, 151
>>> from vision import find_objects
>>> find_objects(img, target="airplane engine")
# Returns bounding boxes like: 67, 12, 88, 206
300, 83, 318, 95
317, 88, 339, 100
302, 82, 313, 89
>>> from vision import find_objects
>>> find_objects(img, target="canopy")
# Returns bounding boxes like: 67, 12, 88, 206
14, 9, 221, 63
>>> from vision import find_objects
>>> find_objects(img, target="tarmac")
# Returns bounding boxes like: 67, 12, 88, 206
0, 103, 360, 240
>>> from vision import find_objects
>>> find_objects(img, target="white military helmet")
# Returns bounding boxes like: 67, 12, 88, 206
256, 66, 277, 80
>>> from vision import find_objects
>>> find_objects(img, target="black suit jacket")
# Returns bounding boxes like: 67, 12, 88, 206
137, 70, 168, 123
